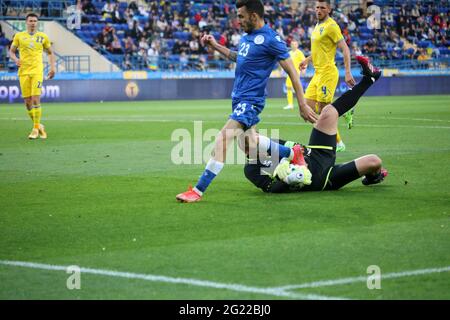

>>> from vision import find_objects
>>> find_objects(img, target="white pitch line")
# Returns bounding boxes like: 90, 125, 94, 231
1, 117, 450, 130
0, 260, 345, 300
272, 266, 450, 291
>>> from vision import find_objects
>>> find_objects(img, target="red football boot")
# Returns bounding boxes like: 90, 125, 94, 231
356, 55, 382, 81
291, 144, 306, 166
176, 186, 202, 203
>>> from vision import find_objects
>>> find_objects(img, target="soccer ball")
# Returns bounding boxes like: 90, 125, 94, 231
286, 164, 308, 186
274, 160, 312, 187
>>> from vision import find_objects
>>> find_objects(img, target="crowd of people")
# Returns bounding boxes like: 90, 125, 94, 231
0, 1, 449, 71
76, 0, 449, 70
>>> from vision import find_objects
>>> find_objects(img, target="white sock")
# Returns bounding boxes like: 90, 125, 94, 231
206, 158, 224, 175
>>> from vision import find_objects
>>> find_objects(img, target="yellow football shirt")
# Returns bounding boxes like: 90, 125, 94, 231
12, 31, 51, 76
310, 17, 344, 71
290, 49, 306, 73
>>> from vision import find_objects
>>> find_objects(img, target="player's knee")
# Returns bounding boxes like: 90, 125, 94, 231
31, 96, 40, 106
218, 127, 239, 142
24, 99, 32, 109
320, 105, 338, 121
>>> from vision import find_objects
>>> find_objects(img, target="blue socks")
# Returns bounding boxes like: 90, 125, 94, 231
259, 135, 292, 160
194, 159, 224, 194
194, 137, 291, 195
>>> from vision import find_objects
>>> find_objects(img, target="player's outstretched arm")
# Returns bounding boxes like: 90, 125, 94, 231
200, 34, 237, 62
279, 58, 318, 124
45, 47, 56, 79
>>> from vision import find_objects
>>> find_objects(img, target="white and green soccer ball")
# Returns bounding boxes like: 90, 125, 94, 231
274, 159, 312, 187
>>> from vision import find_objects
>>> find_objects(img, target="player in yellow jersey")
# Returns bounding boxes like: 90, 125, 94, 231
9, 13, 56, 140
300, 0, 355, 152
283, 39, 306, 110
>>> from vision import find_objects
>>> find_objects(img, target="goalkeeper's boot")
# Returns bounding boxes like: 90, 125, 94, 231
343, 109, 354, 129
38, 124, 47, 139
28, 128, 39, 140
356, 55, 382, 81
291, 144, 306, 166
362, 168, 388, 186
176, 186, 202, 203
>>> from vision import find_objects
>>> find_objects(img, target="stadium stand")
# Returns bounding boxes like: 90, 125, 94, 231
0, 0, 448, 72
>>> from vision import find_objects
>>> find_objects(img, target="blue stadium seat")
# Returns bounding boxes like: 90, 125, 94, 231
406, 48, 415, 55
418, 40, 431, 48
282, 18, 292, 26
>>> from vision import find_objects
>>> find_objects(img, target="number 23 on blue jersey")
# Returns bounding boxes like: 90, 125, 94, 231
239, 43, 250, 57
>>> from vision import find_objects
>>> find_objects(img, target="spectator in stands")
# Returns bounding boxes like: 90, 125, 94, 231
138, 37, 149, 51
103, 24, 114, 46
218, 31, 228, 47
352, 43, 362, 56
179, 51, 189, 70
189, 38, 200, 54
385, 8, 394, 25
198, 17, 208, 31
93, 25, 112, 52
128, 1, 138, 15
112, 3, 124, 24
124, 36, 136, 55
128, 20, 142, 39
137, 4, 148, 18
147, 46, 159, 66
411, 5, 420, 19
172, 39, 182, 55
122, 54, 132, 70
156, 16, 168, 33
63, 0, 449, 72
230, 31, 241, 49
417, 48, 430, 61
81, 0, 98, 15
137, 47, 148, 68
110, 35, 123, 54
101, 1, 114, 21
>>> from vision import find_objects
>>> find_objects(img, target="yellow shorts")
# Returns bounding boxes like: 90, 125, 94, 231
19, 73, 43, 98
304, 67, 339, 103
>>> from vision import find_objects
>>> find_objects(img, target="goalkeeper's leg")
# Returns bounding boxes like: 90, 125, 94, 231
327, 155, 387, 190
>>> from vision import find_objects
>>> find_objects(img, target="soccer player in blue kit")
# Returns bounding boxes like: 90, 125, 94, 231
176, 0, 317, 203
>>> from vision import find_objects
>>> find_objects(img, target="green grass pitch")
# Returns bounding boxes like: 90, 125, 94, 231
0, 95, 449, 299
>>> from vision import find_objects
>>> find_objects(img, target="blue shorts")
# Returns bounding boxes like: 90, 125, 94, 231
229, 101, 264, 131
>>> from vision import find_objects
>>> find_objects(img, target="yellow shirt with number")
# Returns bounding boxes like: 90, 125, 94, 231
12, 31, 51, 76
310, 17, 344, 71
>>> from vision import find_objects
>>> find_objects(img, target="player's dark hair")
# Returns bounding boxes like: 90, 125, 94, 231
236, 0, 264, 18
317, 0, 333, 15
26, 13, 39, 20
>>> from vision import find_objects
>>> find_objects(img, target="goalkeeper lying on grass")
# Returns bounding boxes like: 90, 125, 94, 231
244, 56, 388, 193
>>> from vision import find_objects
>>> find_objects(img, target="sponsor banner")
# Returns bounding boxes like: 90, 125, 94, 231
0, 76, 449, 104
1, 70, 449, 81
123, 71, 148, 80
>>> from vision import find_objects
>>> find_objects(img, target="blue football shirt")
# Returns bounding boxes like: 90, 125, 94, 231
232, 24, 290, 106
